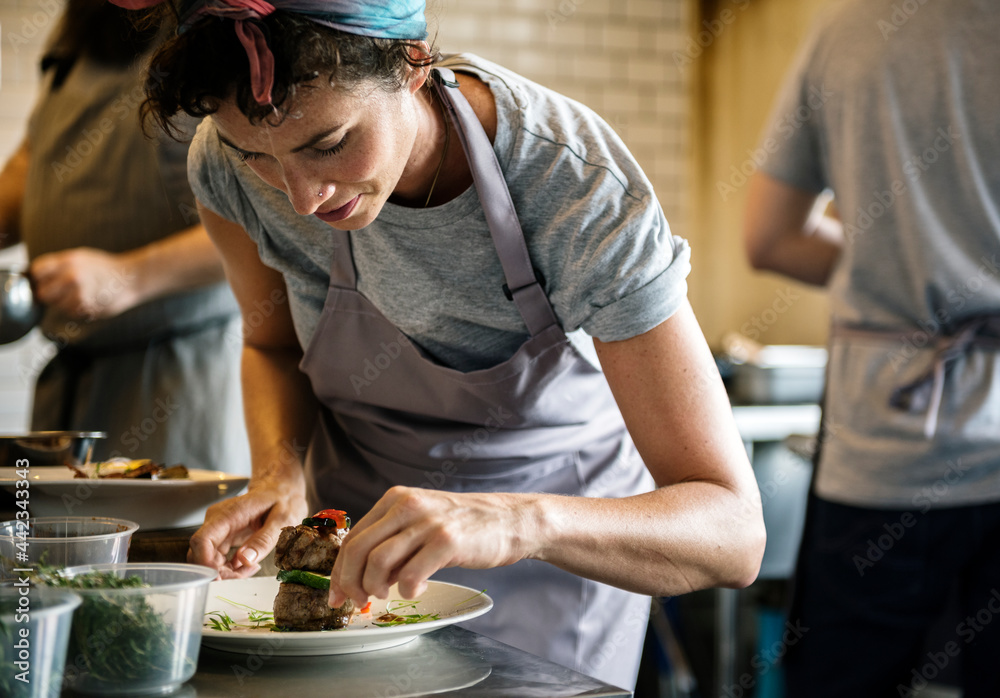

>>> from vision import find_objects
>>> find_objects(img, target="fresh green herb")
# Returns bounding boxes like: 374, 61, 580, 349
217, 596, 275, 627
205, 610, 237, 631
37, 569, 185, 687
204, 597, 276, 631
455, 589, 487, 608
373, 611, 441, 626
373, 598, 440, 626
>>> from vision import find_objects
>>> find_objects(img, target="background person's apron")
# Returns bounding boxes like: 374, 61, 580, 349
299, 69, 655, 689
21, 49, 247, 473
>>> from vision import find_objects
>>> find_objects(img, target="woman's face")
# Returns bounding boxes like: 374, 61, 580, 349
212, 76, 427, 231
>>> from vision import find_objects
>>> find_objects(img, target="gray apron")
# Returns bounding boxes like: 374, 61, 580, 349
299, 68, 654, 690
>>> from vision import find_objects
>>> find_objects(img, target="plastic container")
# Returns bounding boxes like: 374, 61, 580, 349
56, 563, 217, 696
0, 586, 82, 698
0, 517, 139, 583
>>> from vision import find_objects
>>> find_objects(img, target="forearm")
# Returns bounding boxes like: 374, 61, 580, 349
241, 344, 318, 488
119, 224, 226, 305
524, 481, 763, 597
0, 141, 28, 249
747, 216, 842, 286
744, 173, 843, 286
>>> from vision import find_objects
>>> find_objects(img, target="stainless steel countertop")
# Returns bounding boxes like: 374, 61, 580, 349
162, 625, 630, 697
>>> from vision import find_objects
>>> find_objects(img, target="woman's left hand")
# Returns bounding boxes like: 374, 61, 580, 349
328, 486, 534, 608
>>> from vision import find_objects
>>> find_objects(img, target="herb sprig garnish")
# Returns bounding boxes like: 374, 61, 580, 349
204, 597, 279, 631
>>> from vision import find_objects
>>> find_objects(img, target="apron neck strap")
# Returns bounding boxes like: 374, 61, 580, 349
432, 67, 559, 336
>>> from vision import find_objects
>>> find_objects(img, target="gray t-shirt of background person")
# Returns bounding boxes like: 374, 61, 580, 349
759, 0, 1000, 508
189, 54, 691, 373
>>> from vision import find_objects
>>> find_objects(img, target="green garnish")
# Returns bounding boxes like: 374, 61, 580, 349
454, 589, 487, 608
276, 569, 331, 591
205, 610, 237, 631
373, 612, 441, 626
204, 597, 275, 631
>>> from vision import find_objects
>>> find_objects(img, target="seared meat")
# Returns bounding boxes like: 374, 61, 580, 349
273, 582, 355, 630
274, 524, 347, 574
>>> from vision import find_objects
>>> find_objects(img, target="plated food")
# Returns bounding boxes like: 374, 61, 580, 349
201, 578, 494, 656
68, 458, 189, 480
0, 468, 250, 531
273, 509, 356, 631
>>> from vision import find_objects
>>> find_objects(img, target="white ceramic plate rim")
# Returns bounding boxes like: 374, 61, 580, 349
0, 467, 248, 488
201, 577, 493, 655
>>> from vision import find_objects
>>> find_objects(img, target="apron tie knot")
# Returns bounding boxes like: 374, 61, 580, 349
888, 316, 1000, 438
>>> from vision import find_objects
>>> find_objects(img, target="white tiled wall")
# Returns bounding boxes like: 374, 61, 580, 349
0, 0, 691, 432
429, 0, 690, 225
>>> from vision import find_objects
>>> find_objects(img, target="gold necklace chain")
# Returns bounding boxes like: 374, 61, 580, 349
423, 90, 451, 208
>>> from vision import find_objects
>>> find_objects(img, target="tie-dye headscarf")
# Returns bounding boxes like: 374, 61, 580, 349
108, 0, 427, 105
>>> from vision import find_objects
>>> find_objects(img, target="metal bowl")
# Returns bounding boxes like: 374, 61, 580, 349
0, 268, 42, 344
0, 431, 107, 467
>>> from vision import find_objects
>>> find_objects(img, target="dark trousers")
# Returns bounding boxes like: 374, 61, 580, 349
784, 494, 1000, 698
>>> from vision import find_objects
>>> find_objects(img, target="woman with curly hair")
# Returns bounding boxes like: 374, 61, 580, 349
116, 0, 766, 687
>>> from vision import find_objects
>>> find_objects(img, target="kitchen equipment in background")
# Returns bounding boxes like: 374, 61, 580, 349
0, 586, 82, 698
0, 467, 250, 531
720, 334, 827, 405
0, 431, 106, 467
0, 516, 139, 582
0, 269, 42, 345
55, 562, 217, 695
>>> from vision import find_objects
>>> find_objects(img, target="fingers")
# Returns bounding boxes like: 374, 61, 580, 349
187, 490, 290, 575
330, 493, 456, 608
30, 256, 76, 308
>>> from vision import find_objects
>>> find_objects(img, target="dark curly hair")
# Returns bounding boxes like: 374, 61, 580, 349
141, 9, 438, 136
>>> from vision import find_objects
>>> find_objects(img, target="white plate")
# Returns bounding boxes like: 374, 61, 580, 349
201, 577, 494, 656
0, 467, 249, 531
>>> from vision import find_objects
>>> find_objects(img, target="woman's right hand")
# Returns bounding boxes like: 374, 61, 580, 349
188, 472, 309, 579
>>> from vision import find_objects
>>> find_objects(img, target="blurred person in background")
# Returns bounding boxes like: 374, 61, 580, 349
743, 1, 1000, 696
0, 0, 249, 473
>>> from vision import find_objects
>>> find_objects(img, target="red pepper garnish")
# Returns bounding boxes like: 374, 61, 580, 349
359, 601, 372, 614
302, 509, 350, 530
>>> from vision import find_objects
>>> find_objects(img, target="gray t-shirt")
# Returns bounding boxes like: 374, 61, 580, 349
761, 0, 1000, 507
189, 54, 690, 372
